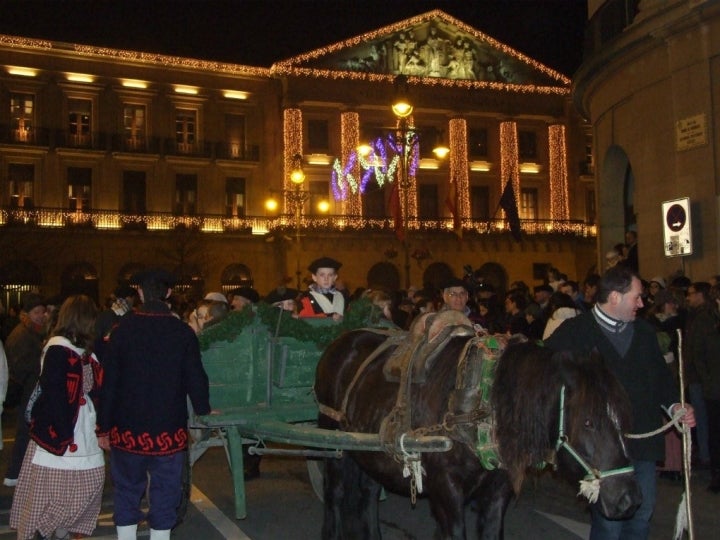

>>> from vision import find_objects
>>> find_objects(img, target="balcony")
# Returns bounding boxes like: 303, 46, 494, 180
0, 205, 597, 238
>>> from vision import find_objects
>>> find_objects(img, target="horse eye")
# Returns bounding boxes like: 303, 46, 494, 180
584, 419, 594, 429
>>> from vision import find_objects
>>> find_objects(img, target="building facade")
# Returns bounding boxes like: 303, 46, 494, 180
0, 10, 596, 307
576, 0, 720, 280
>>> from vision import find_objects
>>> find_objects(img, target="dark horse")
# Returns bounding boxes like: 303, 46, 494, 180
315, 313, 642, 539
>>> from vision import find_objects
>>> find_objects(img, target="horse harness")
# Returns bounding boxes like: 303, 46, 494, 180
316, 311, 509, 503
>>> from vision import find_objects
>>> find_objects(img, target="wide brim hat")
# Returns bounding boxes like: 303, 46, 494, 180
264, 287, 299, 304
308, 257, 342, 273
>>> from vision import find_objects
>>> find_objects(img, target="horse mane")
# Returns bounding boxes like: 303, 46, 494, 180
490, 342, 632, 493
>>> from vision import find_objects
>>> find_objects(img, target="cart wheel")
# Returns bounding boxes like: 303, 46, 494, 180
307, 458, 325, 502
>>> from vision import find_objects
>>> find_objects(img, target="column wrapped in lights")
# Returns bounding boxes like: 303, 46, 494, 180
448, 118, 469, 221
499, 120, 520, 215
340, 111, 362, 216
283, 108, 303, 214
548, 123, 569, 220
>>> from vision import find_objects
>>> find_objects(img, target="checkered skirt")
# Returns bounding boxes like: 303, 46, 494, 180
9, 441, 105, 539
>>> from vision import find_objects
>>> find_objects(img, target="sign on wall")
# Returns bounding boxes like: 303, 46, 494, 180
675, 114, 707, 151
662, 197, 692, 257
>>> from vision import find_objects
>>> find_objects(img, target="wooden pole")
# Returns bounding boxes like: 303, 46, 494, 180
677, 329, 694, 539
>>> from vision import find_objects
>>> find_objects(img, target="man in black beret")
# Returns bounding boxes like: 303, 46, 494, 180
98, 269, 210, 540
298, 257, 344, 320
440, 277, 471, 313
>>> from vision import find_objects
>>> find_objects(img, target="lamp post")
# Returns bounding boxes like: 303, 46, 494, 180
287, 153, 310, 289
390, 75, 449, 289
391, 76, 416, 290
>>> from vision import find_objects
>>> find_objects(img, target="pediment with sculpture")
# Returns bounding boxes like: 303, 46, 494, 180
273, 10, 568, 89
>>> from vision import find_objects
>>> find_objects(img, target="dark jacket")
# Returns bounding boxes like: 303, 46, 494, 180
685, 305, 720, 400
99, 300, 210, 456
29, 340, 103, 456
5, 319, 46, 405
544, 310, 678, 461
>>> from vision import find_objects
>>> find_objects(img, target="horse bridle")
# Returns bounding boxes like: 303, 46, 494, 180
554, 385, 635, 486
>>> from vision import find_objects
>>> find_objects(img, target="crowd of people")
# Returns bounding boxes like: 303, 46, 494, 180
0, 249, 716, 538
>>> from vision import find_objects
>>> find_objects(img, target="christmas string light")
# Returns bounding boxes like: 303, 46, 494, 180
284, 108, 303, 213
340, 111, 362, 216
499, 121, 520, 215
271, 10, 570, 95
449, 118, 469, 220
549, 124, 569, 220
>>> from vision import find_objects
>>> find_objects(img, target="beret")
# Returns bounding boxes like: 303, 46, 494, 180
441, 277, 469, 291
114, 284, 139, 298
229, 287, 260, 304
131, 268, 176, 289
308, 257, 342, 273
533, 284, 553, 294
264, 287, 299, 304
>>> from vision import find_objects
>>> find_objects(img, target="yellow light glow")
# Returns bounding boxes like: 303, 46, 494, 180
418, 158, 440, 170
290, 169, 305, 184
66, 73, 94, 83
265, 198, 279, 212
223, 90, 249, 100
121, 79, 147, 89
432, 145, 450, 159
519, 162, 541, 174
357, 144, 372, 156
470, 160, 491, 172
7, 66, 37, 77
392, 101, 413, 118
317, 200, 330, 213
306, 154, 331, 165
174, 85, 198, 95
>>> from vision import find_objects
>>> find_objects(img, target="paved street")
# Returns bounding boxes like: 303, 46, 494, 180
0, 411, 718, 539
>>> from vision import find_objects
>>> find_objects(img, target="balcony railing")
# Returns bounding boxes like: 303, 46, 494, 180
0, 125, 260, 162
0, 206, 597, 238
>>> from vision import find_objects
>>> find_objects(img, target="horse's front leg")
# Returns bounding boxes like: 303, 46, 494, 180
425, 467, 468, 540
474, 469, 514, 540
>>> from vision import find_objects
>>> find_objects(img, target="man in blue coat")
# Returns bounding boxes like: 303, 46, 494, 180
545, 265, 695, 540
98, 269, 210, 540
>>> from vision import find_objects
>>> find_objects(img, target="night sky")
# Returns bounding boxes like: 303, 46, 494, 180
0, 0, 588, 77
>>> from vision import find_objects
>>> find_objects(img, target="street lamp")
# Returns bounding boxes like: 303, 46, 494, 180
287, 153, 311, 288
390, 75, 449, 289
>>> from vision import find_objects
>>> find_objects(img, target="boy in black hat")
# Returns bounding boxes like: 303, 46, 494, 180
298, 257, 345, 320
98, 269, 210, 540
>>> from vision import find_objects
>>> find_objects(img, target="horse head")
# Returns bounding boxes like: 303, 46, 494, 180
491, 343, 642, 521
553, 349, 642, 520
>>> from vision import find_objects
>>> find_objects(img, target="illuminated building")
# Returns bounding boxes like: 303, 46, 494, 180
0, 10, 595, 304
576, 0, 720, 278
